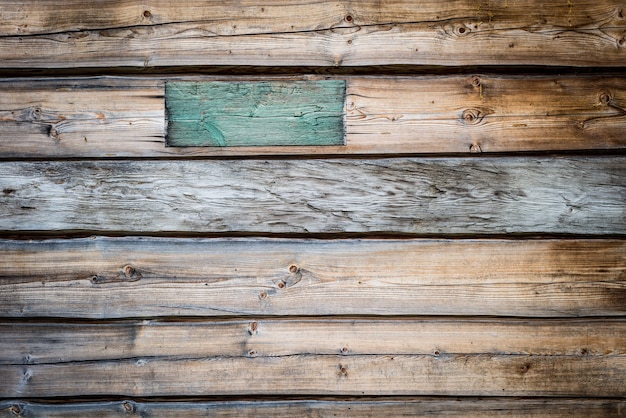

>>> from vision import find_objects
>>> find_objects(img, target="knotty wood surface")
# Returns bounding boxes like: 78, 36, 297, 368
1, 157, 623, 235
1, 238, 624, 318
1, 399, 625, 418
2, 75, 626, 157
1, 0, 626, 68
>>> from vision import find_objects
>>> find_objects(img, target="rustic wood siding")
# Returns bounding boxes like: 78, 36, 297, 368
1, 1, 625, 416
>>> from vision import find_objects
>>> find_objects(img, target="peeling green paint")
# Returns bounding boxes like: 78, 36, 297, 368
166, 80, 346, 147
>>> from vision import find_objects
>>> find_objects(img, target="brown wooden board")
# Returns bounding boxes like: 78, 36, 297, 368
1, 1, 626, 68
1, 238, 624, 318
2, 75, 626, 157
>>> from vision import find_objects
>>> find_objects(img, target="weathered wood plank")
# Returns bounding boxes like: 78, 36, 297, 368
1, 1, 626, 68
2, 75, 626, 157
2, 319, 624, 365
3, 354, 625, 397
0, 158, 623, 235
166, 80, 345, 147
1, 238, 624, 318
2, 398, 626, 417
0, 78, 164, 158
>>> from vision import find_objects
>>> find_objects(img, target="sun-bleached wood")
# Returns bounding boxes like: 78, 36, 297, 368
0, 157, 624, 235
3, 354, 625, 397
3, 318, 624, 365
1, 238, 624, 318
2, 399, 626, 418
2, 75, 626, 157
1, 1, 626, 68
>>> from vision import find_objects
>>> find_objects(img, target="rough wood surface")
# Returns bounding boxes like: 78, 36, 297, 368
3, 318, 624, 365
2, 354, 625, 397
2, 75, 626, 157
166, 80, 345, 147
1, 1, 626, 68
1, 238, 624, 318
1, 157, 623, 235
2, 399, 626, 418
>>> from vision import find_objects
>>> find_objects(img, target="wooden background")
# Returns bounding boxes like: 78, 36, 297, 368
1, 1, 625, 416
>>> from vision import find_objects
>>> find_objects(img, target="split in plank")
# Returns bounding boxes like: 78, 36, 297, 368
1, 399, 626, 418
1, 1, 626, 67
1, 238, 624, 318
2, 75, 626, 157
0, 157, 624, 235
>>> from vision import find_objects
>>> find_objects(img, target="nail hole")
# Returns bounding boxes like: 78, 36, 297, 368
124, 265, 135, 277
249, 321, 258, 334
345, 15, 353, 22
277, 281, 285, 289
458, 27, 466, 34
259, 291, 267, 299
599, 93, 611, 105
143, 10, 152, 18
471, 76, 481, 87
341, 346, 349, 353
433, 350, 440, 356
289, 265, 298, 273
123, 401, 134, 413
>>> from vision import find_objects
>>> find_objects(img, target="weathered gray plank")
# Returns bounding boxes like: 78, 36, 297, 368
166, 80, 345, 147
3, 354, 625, 397
2, 75, 626, 157
0, 157, 624, 235
2, 398, 626, 417
1, 238, 624, 318
1, 1, 626, 67
2, 319, 624, 365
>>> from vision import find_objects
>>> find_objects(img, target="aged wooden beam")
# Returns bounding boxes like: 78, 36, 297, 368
2, 318, 625, 365
2, 75, 626, 157
2, 354, 625, 397
1, 1, 626, 68
1, 238, 624, 318
166, 80, 345, 147
0, 157, 623, 235
2, 398, 625, 418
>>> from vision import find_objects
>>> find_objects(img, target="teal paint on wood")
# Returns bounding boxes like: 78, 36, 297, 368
166, 80, 346, 147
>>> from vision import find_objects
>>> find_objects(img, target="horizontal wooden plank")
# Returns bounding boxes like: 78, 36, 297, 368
1, 238, 624, 318
2, 398, 626, 417
1, 1, 626, 68
3, 319, 624, 365
3, 354, 625, 397
2, 75, 626, 157
166, 80, 345, 147
0, 157, 623, 235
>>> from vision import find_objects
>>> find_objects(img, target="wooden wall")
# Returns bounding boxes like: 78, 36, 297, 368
1, 1, 625, 416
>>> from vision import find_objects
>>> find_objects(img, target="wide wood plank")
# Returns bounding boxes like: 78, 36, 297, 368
2, 354, 625, 397
1, 238, 624, 318
2, 319, 624, 365
2, 75, 626, 157
1, 1, 626, 68
0, 157, 623, 235
2, 399, 626, 418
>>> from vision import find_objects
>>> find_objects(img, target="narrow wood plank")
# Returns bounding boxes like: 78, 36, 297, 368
3, 354, 625, 397
3, 75, 626, 157
2, 398, 625, 417
2, 319, 624, 365
166, 80, 345, 147
1, 238, 624, 318
1, 1, 626, 68
0, 157, 623, 235
0, 78, 164, 158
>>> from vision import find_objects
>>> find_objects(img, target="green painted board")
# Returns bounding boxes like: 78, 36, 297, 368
166, 80, 346, 147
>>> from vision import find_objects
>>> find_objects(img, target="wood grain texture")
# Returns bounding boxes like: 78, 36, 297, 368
0, 78, 164, 158
1, 238, 624, 318
1, 1, 626, 68
2, 354, 625, 397
166, 80, 345, 147
3, 399, 626, 418
3, 319, 625, 365
2, 75, 626, 157
0, 157, 624, 235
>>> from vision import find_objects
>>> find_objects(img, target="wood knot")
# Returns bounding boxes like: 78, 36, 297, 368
248, 321, 258, 335
9, 404, 22, 416
471, 76, 481, 87
123, 265, 142, 281
599, 92, 612, 105
461, 108, 486, 125
122, 401, 135, 413
339, 364, 348, 376
469, 143, 483, 153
